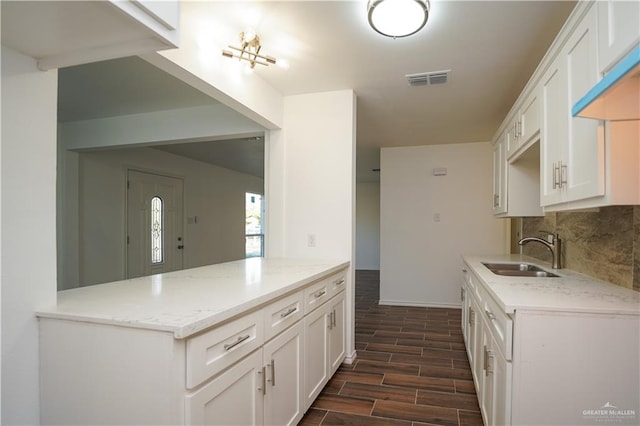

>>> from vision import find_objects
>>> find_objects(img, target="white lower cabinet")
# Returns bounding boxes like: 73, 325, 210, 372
186, 350, 265, 425
186, 321, 305, 426
263, 321, 305, 426
462, 263, 639, 426
304, 290, 346, 409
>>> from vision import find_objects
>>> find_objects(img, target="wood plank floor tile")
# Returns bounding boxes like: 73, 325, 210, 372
321, 411, 413, 426
419, 365, 473, 380
372, 400, 459, 426
339, 382, 417, 404
355, 334, 398, 345
311, 394, 374, 416
421, 348, 468, 361
365, 343, 423, 355
416, 390, 481, 412
458, 409, 484, 426
390, 353, 455, 368
299, 408, 327, 425
331, 369, 384, 385
454, 379, 477, 395
382, 373, 455, 393
355, 350, 392, 362
354, 359, 420, 376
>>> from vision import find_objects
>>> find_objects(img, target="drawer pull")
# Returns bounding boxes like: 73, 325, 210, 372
280, 307, 297, 319
485, 310, 496, 321
335, 278, 345, 286
314, 290, 327, 299
224, 334, 251, 351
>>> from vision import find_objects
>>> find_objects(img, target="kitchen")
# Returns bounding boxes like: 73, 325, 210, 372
2, 1, 639, 425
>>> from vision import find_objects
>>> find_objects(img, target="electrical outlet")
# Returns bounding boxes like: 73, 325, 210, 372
307, 234, 316, 247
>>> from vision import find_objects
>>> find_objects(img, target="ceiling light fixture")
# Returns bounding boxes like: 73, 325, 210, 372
222, 31, 278, 69
367, 0, 430, 38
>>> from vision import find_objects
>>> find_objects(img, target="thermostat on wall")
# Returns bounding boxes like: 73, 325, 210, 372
432, 168, 447, 176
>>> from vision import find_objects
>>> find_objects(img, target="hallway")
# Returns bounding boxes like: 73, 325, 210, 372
299, 270, 483, 426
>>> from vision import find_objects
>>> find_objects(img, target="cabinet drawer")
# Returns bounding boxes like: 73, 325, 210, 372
186, 311, 264, 389
479, 289, 513, 361
327, 271, 347, 297
303, 278, 331, 314
263, 291, 304, 341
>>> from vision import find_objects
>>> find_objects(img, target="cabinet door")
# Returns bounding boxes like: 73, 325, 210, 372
470, 299, 484, 393
598, 0, 640, 73
185, 350, 264, 425
461, 282, 469, 345
263, 321, 304, 426
492, 138, 507, 214
564, 5, 605, 202
540, 55, 568, 206
303, 303, 330, 409
519, 90, 540, 146
328, 292, 346, 374
490, 344, 511, 426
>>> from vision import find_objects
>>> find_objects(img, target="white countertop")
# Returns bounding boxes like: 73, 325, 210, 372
463, 254, 640, 316
37, 258, 350, 338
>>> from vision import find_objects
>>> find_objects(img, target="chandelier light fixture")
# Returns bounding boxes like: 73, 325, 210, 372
367, 0, 430, 38
222, 31, 278, 69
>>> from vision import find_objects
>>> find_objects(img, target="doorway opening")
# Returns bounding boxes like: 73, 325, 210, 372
245, 192, 264, 258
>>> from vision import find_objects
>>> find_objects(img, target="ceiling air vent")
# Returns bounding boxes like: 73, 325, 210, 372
406, 70, 450, 86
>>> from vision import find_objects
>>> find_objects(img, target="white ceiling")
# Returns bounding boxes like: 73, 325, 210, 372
55, 0, 576, 181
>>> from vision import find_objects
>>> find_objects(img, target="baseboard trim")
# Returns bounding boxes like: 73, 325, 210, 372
378, 299, 462, 309
343, 350, 357, 365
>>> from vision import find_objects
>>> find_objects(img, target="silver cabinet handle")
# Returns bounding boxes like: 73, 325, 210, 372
332, 309, 337, 328
327, 311, 334, 330
460, 288, 465, 301
485, 309, 496, 321
224, 334, 250, 351
267, 359, 276, 387
280, 307, 297, 318
560, 162, 567, 188
314, 290, 327, 299
335, 278, 345, 286
469, 307, 475, 326
552, 162, 559, 189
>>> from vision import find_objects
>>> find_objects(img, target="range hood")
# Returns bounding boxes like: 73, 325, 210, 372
572, 45, 640, 121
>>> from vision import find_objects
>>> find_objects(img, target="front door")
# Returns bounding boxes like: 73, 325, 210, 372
126, 170, 184, 279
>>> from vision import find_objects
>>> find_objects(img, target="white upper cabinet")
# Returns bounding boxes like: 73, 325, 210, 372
597, 0, 640, 73
0, 1, 180, 70
506, 90, 541, 160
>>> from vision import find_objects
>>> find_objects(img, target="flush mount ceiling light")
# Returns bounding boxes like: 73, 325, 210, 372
222, 31, 278, 69
367, 0, 430, 38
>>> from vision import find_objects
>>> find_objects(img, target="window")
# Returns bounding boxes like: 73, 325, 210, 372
151, 196, 164, 264
245, 193, 264, 258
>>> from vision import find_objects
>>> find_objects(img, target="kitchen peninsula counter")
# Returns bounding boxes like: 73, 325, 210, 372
37, 257, 350, 338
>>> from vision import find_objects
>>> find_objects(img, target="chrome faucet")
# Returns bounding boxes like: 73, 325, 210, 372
518, 232, 562, 269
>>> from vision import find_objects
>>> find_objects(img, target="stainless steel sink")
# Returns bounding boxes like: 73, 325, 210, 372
482, 262, 559, 278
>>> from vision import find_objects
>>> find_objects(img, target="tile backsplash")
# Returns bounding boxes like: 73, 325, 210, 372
520, 205, 640, 291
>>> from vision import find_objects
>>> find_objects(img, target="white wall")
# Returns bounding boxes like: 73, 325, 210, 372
268, 90, 357, 361
380, 142, 507, 308
356, 181, 380, 270
66, 147, 262, 288
1, 46, 58, 425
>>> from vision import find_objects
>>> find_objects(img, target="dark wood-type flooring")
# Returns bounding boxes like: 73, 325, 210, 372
298, 270, 483, 426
